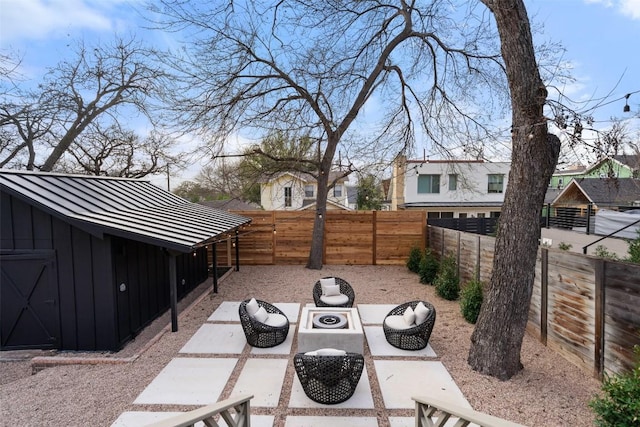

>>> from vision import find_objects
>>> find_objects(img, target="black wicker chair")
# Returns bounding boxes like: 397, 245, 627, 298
383, 300, 436, 351
312, 277, 355, 308
238, 299, 290, 348
293, 351, 365, 404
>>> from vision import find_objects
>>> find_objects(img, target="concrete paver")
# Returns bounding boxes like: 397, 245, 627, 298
117, 302, 469, 426
133, 357, 237, 405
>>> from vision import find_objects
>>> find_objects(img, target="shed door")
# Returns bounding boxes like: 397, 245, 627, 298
1, 251, 60, 350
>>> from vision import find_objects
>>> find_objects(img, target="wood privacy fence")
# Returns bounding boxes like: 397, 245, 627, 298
428, 225, 640, 378
212, 210, 426, 266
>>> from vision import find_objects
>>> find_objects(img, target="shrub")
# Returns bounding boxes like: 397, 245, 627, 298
595, 245, 620, 261
626, 230, 640, 264
434, 253, 459, 300
589, 345, 640, 427
558, 241, 572, 251
418, 249, 439, 284
460, 277, 483, 324
406, 246, 422, 273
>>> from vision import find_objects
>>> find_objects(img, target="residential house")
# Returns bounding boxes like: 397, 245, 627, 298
549, 177, 640, 233
260, 171, 350, 211
390, 156, 511, 218
550, 154, 640, 189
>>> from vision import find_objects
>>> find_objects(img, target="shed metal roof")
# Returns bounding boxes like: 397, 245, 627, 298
0, 170, 252, 252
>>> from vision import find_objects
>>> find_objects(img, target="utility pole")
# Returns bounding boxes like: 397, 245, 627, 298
166, 164, 170, 191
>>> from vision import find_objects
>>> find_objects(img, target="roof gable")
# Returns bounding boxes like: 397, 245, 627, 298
0, 170, 251, 252
552, 177, 640, 207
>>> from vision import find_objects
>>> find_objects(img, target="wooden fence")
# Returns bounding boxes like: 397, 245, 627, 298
211, 210, 426, 266
428, 225, 640, 377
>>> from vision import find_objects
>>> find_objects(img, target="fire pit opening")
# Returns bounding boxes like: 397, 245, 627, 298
312, 313, 348, 329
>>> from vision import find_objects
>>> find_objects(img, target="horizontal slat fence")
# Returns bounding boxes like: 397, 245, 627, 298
428, 225, 640, 378
212, 210, 425, 266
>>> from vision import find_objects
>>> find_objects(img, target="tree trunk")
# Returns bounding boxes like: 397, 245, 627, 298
306, 135, 340, 270
468, 0, 561, 380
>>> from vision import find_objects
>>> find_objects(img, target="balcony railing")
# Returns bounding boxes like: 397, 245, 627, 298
413, 396, 526, 427
146, 394, 253, 427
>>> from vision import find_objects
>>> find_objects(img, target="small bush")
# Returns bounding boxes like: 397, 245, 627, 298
406, 246, 422, 273
434, 253, 459, 300
558, 241, 572, 251
595, 245, 620, 261
589, 345, 640, 427
626, 230, 640, 264
418, 249, 439, 284
460, 277, 483, 324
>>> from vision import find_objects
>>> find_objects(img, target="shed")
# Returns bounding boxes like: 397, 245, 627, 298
1, 170, 251, 352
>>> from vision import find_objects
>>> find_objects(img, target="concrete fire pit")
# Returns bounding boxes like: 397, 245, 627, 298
297, 306, 364, 353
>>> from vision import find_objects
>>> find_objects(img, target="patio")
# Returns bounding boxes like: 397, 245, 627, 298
111, 301, 468, 427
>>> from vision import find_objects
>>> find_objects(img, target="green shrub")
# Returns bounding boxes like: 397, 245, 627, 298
406, 246, 422, 273
418, 249, 439, 284
433, 253, 459, 300
589, 346, 640, 427
626, 230, 640, 264
460, 277, 483, 324
558, 241, 572, 251
595, 245, 620, 261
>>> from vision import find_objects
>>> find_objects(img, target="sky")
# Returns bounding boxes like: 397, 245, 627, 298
1, 0, 639, 185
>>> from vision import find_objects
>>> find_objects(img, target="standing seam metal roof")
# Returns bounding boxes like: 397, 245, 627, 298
0, 170, 252, 252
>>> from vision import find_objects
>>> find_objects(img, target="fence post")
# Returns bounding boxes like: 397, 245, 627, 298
545, 203, 551, 228
212, 242, 218, 293
372, 210, 377, 265
440, 228, 445, 258
476, 235, 481, 281
540, 248, 548, 345
594, 259, 606, 380
586, 203, 593, 235
456, 231, 461, 279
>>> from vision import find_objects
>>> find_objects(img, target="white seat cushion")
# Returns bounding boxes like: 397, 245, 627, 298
323, 284, 341, 296
320, 278, 337, 295
246, 298, 260, 316
320, 293, 350, 306
316, 348, 347, 356
253, 306, 269, 323
385, 315, 414, 330
414, 302, 430, 325
403, 306, 416, 326
263, 313, 288, 328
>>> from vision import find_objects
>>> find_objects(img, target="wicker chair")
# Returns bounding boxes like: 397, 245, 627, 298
293, 351, 365, 404
312, 277, 355, 308
383, 300, 436, 351
238, 299, 290, 348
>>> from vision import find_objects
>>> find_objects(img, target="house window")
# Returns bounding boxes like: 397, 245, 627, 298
304, 184, 314, 198
427, 211, 440, 219
448, 174, 457, 191
477, 213, 486, 218
284, 187, 292, 207
440, 212, 454, 218
490, 211, 501, 218
458, 213, 467, 219
487, 174, 504, 193
333, 184, 343, 197
418, 174, 440, 193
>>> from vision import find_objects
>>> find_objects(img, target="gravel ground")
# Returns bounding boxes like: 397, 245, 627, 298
0, 265, 601, 426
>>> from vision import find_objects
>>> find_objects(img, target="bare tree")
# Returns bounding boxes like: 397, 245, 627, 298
150, 0, 507, 269
0, 36, 165, 171
56, 123, 187, 178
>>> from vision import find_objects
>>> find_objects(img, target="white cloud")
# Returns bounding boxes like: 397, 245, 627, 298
0, 0, 131, 42
620, 0, 640, 19
584, 0, 640, 19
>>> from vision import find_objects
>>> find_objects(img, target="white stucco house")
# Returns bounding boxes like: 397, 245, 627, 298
390, 155, 511, 218
260, 171, 351, 211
